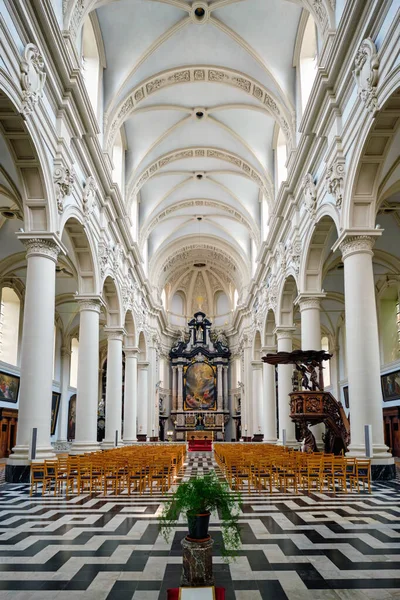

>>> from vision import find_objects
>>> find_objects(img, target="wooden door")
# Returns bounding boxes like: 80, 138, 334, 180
0, 408, 18, 458
383, 407, 400, 457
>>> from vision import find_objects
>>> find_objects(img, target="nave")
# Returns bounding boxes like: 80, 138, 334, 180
1, 452, 400, 599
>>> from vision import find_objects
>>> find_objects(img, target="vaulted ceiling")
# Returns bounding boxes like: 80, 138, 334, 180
86, 0, 308, 296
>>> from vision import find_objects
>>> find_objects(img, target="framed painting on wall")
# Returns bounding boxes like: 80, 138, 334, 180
51, 391, 61, 436
381, 370, 400, 402
67, 394, 76, 440
0, 371, 20, 403
343, 386, 349, 409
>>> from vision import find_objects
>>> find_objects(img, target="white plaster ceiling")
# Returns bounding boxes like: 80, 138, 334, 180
93, 0, 303, 297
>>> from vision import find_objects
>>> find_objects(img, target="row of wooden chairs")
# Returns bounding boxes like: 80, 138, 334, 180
214, 443, 372, 494
30, 444, 186, 497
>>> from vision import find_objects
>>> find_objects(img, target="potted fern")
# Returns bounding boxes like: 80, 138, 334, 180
159, 471, 242, 560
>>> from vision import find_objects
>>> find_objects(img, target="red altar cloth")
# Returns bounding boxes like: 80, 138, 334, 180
167, 588, 225, 599
188, 440, 212, 451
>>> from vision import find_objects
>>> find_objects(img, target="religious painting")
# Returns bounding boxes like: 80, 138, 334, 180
381, 370, 400, 402
343, 386, 349, 409
184, 361, 216, 411
0, 371, 20, 403
67, 394, 76, 440
51, 392, 61, 436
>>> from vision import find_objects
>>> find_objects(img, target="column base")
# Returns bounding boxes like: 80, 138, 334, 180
263, 438, 277, 444
70, 441, 100, 454
371, 460, 396, 480
6, 444, 57, 483
123, 439, 138, 446
8, 444, 56, 463
6, 463, 31, 483
100, 440, 124, 450
346, 443, 392, 459
277, 439, 299, 448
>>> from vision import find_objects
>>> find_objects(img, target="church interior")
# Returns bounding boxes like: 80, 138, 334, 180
0, 0, 400, 598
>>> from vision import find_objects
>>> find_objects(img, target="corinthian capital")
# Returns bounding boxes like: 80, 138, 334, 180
21, 236, 61, 263
339, 235, 377, 260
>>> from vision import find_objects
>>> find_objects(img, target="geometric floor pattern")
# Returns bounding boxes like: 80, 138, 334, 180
1, 453, 400, 599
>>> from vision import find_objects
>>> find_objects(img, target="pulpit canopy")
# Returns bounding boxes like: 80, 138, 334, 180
262, 349, 332, 365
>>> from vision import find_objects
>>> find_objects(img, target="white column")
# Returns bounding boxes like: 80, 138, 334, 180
71, 298, 102, 454
262, 346, 277, 443
147, 344, 158, 438
177, 365, 183, 411
102, 328, 124, 449
242, 341, 253, 438
252, 361, 263, 436
9, 237, 61, 466
275, 327, 297, 446
123, 347, 138, 444
297, 294, 325, 448
137, 362, 149, 437
223, 366, 228, 410
338, 234, 391, 459
57, 345, 71, 443
172, 366, 177, 411
217, 364, 223, 409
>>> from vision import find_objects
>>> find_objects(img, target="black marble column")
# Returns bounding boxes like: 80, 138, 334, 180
181, 537, 214, 587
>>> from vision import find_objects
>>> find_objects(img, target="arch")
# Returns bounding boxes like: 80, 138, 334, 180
60, 214, 98, 294
300, 214, 338, 293
0, 84, 56, 232
127, 146, 272, 206
264, 308, 277, 348
124, 309, 137, 347
0, 286, 21, 366
253, 330, 262, 361
138, 330, 147, 361
277, 275, 298, 327
102, 276, 122, 327
344, 81, 400, 230
105, 66, 294, 154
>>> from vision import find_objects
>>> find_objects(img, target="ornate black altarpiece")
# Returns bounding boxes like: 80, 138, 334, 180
170, 312, 230, 441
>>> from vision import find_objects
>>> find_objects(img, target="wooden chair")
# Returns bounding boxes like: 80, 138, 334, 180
349, 459, 371, 493
30, 463, 46, 496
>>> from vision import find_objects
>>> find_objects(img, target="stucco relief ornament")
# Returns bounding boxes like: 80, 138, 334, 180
325, 159, 345, 209
98, 239, 112, 278
290, 238, 302, 276
82, 176, 96, 220
121, 280, 134, 312
267, 281, 278, 311
277, 242, 287, 271
54, 165, 75, 213
303, 173, 317, 218
113, 243, 123, 273
20, 44, 46, 116
353, 38, 379, 113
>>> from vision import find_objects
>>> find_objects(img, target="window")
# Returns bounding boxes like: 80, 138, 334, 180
161, 288, 166, 310
233, 289, 239, 310
70, 337, 79, 388
81, 17, 100, 117
112, 129, 125, 193
299, 14, 318, 113
321, 336, 331, 387
0, 287, 20, 366
276, 128, 287, 189
215, 291, 230, 316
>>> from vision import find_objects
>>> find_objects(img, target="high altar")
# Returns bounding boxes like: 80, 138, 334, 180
170, 312, 230, 441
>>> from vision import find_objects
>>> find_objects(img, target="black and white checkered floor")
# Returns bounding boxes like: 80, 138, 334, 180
1, 452, 400, 599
